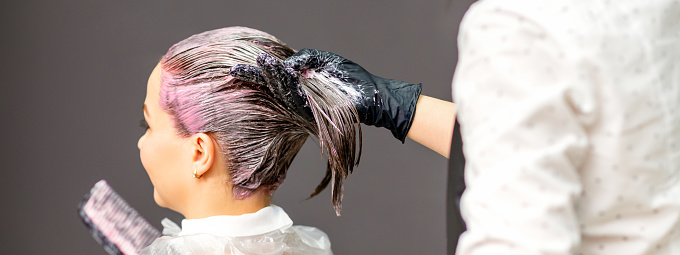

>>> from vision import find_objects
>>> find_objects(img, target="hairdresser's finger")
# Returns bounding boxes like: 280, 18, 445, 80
257, 53, 315, 122
283, 65, 309, 106
287, 48, 325, 71
255, 53, 286, 100
229, 64, 266, 85
257, 53, 303, 109
257, 53, 294, 92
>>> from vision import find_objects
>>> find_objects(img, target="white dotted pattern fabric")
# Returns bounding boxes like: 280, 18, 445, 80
452, 0, 680, 254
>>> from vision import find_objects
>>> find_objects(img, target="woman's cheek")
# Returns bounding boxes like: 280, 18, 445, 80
141, 139, 168, 207
140, 138, 159, 186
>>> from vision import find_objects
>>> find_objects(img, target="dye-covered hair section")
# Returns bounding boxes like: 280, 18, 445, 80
159, 27, 360, 215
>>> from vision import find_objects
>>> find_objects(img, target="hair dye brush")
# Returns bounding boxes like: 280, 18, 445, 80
78, 180, 160, 255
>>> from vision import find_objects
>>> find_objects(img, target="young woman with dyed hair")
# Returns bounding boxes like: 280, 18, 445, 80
136, 26, 384, 254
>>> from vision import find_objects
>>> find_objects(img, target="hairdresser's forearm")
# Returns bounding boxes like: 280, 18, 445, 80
406, 95, 456, 158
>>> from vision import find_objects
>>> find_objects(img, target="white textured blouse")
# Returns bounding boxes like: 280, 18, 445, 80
452, 0, 680, 254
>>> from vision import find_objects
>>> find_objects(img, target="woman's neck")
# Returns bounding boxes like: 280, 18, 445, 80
181, 184, 271, 219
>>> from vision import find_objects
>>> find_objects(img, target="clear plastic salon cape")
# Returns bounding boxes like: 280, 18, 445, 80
140, 218, 332, 255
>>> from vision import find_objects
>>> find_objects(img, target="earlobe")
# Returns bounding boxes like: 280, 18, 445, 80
192, 165, 202, 179
191, 133, 215, 178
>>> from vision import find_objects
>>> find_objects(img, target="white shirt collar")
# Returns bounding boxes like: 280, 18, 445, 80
178, 205, 293, 237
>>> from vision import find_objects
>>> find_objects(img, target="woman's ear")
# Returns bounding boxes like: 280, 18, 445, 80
190, 133, 215, 178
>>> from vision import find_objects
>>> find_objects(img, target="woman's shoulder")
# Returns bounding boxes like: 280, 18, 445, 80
140, 223, 333, 255
288, 225, 333, 254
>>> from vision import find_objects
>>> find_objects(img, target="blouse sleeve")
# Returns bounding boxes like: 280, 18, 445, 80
452, 3, 597, 255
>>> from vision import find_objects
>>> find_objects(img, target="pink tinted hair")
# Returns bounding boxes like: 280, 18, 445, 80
158, 27, 360, 215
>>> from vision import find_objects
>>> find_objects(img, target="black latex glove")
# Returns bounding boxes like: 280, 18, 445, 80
230, 48, 422, 143
230, 53, 315, 122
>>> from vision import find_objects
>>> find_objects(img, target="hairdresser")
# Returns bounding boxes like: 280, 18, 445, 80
232, 0, 680, 254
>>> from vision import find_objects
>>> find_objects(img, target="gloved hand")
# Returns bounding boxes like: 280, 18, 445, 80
230, 48, 422, 143
230, 53, 315, 122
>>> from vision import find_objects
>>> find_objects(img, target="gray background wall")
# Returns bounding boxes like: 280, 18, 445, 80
0, 1, 475, 254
